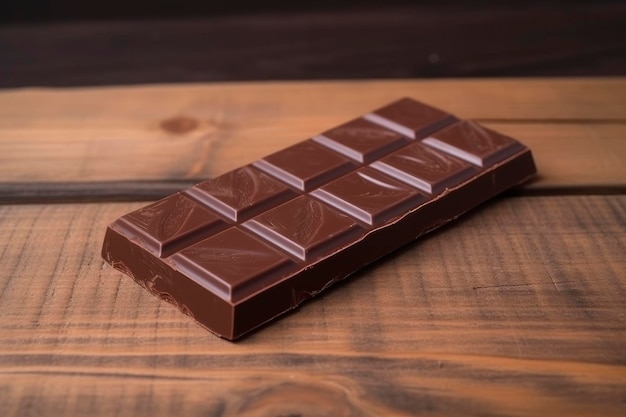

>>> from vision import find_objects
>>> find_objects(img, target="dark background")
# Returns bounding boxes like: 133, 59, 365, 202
1, 0, 625, 87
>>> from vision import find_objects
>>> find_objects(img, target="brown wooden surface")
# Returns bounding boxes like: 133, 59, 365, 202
0, 79, 625, 416
1, 2, 625, 87
0, 79, 625, 199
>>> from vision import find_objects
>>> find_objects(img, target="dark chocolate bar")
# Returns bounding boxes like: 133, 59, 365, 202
102, 98, 536, 339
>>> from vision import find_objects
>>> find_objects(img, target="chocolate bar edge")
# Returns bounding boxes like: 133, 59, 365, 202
101, 148, 536, 340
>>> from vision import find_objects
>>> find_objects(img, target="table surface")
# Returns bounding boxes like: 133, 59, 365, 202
0, 78, 624, 416
2, 3, 626, 88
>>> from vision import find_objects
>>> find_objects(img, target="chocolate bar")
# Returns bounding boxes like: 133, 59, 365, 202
101, 98, 536, 339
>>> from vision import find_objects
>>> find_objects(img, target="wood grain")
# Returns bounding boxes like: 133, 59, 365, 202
0, 79, 625, 194
1, 2, 625, 87
1, 78, 625, 416
0, 196, 624, 416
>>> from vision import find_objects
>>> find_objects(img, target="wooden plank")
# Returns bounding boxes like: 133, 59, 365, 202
1, 2, 625, 87
0, 80, 625, 195
0, 195, 624, 416
491, 123, 626, 191
1, 122, 624, 194
2, 79, 624, 124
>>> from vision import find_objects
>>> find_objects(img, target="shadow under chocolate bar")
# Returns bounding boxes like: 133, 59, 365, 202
101, 98, 537, 340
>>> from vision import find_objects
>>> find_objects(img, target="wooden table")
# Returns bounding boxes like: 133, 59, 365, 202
1, 78, 624, 416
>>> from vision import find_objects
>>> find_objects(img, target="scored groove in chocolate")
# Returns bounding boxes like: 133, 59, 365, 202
115, 193, 227, 258
252, 140, 356, 191
102, 97, 537, 340
422, 121, 526, 167
242, 195, 363, 261
311, 118, 408, 163
370, 141, 477, 195
310, 167, 426, 225
169, 227, 296, 302
363, 97, 458, 139
184, 165, 296, 222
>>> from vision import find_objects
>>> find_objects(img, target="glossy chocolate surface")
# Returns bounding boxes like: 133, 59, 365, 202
253, 140, 355, 191
243, 195, 362, 262
370, 141, 476, 194
310, 167, 426, 225
170, 227, 294, 302
116, 193, 226, 258
422, 121, 525, 167
364, 97, 458, 139
312, 118, 407, 163
102, 97, 537, 339
185, 165, 295, 221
